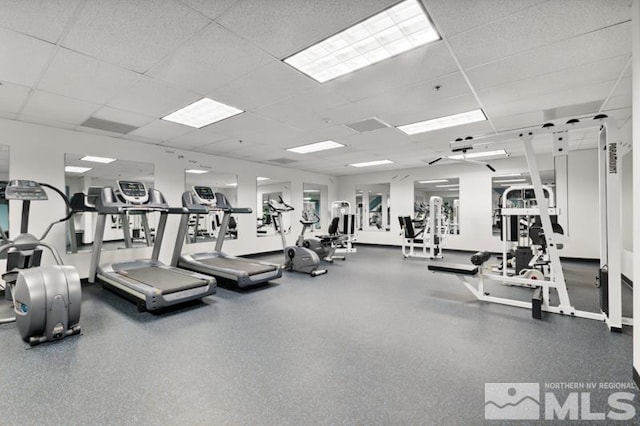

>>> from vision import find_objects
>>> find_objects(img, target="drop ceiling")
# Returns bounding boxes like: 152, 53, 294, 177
0, 0, 632, 176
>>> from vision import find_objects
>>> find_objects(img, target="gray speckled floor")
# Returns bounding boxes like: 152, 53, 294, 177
0, 246, 636, 425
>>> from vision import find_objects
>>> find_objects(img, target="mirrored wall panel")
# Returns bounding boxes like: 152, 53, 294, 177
0, 145, 9, 259
414, 178, 460, 235
185, 171, 238, 244
491, 171, 555, 236
65, 154, 155, 253
303, 183, 328, 230
257, 178, 291, 237
356, 183, 390, 232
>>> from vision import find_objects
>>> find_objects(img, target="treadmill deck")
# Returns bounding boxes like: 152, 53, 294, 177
117, 266, 209, 294
197, 256, 277, 276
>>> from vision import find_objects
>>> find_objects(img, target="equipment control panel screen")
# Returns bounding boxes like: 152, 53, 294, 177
118, 181, 147, 197
4, 180, 48, 201
193, 186, 215, 200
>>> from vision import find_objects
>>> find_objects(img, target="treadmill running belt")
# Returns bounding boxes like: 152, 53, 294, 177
199, 257, 277, 276
118, 267, 208, 295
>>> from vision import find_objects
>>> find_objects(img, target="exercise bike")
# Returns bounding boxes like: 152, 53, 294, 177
268, 197, 327, 277
296, 208, 345, 263
0, 180, 81, 345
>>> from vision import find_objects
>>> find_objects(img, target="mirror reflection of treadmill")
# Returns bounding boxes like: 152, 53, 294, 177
172, 186, 282, 288
88, 181, 216, 311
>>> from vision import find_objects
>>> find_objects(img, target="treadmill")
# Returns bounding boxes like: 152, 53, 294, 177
88, 181, 216, 311
171, 186, 282, 288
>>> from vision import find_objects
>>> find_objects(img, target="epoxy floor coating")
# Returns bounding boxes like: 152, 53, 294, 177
0, 246, 636, 425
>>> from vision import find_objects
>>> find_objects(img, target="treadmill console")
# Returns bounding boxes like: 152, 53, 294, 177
192, 186, 216, 206
4, 180, 48, 201
117, 181, 149, 204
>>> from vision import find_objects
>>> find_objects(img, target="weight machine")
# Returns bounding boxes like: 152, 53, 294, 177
428, 115, 628, 329
330, 201, 357, 254
399, 195, 447, 259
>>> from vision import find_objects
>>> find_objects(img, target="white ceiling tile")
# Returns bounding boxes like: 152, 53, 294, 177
477, 55, 629, 108
38, 48, 141, 104
380, 93, 481, 126
0, 112, 17, 120
201, 112, 304, 146
209, 61, 318, 111
198, 138, 252, 155
482, 80, 615, 118
21, 90, 99, 125
178, 0, 241, 20
465, 23, 631, 90
0, 29, 55, 86
611, 76, 632, 97
107, 76, 201, 117
148, 23, 275, 93
254, 86, 350, 131
289, 125, 360, 148
92, 106, 155, 127
322, 41, 459, 102
0, 0, 82, 43
128, 119, 193, 141
217, 0, 398, 58
165, 129, 229, 148
424, 0, 547, 37
490, 111, 544, 132
0, 82, 30, 114
62, 0, 210, 73
449, 0, 632, 69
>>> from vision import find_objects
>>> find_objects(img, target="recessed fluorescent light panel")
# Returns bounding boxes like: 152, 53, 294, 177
80, 155, 116, 163
418, 179, 448, 184
257, 177, 270, 181
283, 0, 439, 83
287, 140, 344, 154
349, 159, 394, 168
65, 166, 92, 174
435, 184, 459, 188
162, 98, 243, 129
448, 149, 507, 160
185, 169, 208, 174
494, 179, 527, 183
397, 109, 487, 135
495, 173, 522, 178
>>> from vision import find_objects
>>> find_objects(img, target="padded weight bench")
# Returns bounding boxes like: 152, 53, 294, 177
427, 263, 478, 276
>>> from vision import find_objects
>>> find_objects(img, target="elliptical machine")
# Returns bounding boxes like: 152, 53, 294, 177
296, 208, 345, 263
0, 180, 81, 345
268, 197, 327, 277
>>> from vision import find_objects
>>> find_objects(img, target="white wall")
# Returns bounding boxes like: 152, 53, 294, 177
0, 118, 336, 278
337, 149, 601, 258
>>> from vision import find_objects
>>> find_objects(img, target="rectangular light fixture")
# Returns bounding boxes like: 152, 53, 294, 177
349, 159, 394, 168
162, 98, 243, 129
495, 173, 522, 178
185, 169, 208, 174
81, 155, 116, 163
227, 183, 238, 187
65, 166, 92, 173
494, 179, 527, 183
303, 197, 312, 201
283, 0, 439, 83
304, 189, 320, 193
448, 149, 507, 160
257, 177, 270, 181
435, 184, 459, 188
397, 109, 487, 135
418, 179, 448, 184
448, 189, 459, 191
287, 140, 344, 154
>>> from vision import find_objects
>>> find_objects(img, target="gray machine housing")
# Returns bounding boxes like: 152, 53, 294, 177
1, 180, 82, 345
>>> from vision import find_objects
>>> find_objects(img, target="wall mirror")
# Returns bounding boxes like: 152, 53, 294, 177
414, 178, 460, 235
64, 154, 155, 253
303, 183, 328, 230
491, 171, 555, 236
257, 178, 291, 237
355, 183, 390, 232
0, 145, 9, 258
184, 171, 238, 244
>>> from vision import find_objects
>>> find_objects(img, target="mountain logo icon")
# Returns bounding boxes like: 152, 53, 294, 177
485, 383, 540, 420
